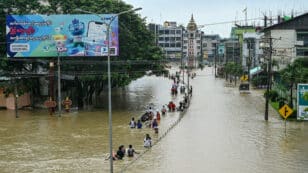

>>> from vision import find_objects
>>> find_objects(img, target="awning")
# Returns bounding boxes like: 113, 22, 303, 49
250, 66, 262, 76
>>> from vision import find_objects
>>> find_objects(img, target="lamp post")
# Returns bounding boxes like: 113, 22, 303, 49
75, 7, 142, 173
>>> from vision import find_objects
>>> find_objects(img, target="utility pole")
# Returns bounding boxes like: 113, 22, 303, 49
264, 37, 272, 121
181, 27, 185, 84
57, 53, 61, 117
214, 43, 217, 77
247, 40, 251, 82
14, 79, 19, 118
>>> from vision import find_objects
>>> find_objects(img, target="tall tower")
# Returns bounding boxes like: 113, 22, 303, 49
186, 14, 198, 68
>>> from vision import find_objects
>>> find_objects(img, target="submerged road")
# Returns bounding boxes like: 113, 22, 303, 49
126, 67, 308, 173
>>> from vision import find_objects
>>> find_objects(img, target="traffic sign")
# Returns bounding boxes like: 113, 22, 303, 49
279, 104, 293, 119
240, 75, 248, 81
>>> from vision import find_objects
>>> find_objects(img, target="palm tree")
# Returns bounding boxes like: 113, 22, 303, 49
281, 61, 303, 108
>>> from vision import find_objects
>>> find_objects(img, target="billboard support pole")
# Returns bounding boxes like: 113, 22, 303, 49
57, 52, 61, 117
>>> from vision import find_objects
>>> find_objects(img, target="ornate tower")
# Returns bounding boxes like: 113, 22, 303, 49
186, 14, 198, 68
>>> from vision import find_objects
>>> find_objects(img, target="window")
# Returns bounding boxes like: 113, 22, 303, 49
159, 30, 164, 34
165, 43, 169, 47
203, 43, 207, 47
165, 30, 170, 34
190, 33, 194, 38
170, 30, 175, 34
176, 37, 181, 41
159, 43, 164, 47
159, 37, 164, 41
170, 43, 175, 47
176, 43, 181, 47
297, 31, 308, 46
176, 30, 181, 34
165, 37, 169, 41
197, 40, 201, 43
296, 48, 308, 56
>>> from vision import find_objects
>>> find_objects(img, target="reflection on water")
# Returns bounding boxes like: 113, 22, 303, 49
0, 68, 308, 173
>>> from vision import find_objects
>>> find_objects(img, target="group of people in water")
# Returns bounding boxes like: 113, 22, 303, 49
110, 71, 194, 161
111, 144, 141, 160
132, 106, 162, 133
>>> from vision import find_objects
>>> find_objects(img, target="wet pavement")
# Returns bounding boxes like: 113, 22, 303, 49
0, 67, 307, 173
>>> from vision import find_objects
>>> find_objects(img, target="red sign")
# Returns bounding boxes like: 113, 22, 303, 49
44, 100, 57, 108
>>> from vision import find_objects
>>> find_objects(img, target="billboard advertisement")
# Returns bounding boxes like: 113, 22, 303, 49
297, 84, 308, 120
6, 14, 118, 57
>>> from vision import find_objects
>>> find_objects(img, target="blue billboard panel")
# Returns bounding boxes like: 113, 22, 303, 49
298, 84, 308, 120
6, 14, 118, 57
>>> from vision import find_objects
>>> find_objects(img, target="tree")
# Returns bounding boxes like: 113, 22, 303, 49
280, 58, 307, 108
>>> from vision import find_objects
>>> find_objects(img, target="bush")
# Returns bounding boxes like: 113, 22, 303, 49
264, 90, 279, 102
277, 97, 286, 108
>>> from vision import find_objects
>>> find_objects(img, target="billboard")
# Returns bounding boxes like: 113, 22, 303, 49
6, 14, 118, 57
297, 84, 308, 120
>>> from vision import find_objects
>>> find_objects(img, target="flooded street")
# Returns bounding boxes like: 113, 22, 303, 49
1, 67, 308, 173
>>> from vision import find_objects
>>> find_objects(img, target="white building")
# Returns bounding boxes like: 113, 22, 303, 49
157, 21, 184, 59
242, 32, 263, 71
262, 13, 308, 70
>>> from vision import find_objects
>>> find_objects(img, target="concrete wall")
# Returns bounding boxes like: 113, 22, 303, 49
271, 29, 296, 70
0, 89, 31, 109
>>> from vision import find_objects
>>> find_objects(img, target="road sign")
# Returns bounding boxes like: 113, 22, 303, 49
279, 104, 293, 119
240, 75, 248, 81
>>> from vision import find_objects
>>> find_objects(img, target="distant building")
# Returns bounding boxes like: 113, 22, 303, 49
147, 15, 205, 65
202, 34, 221, 63
242, 33, 263, 71
157, 21, 184, 59
148, 23, 160, 45
230, 25, 257, 64
223, 38, 240, 64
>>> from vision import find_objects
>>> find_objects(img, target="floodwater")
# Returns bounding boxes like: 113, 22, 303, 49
0, 67, 308, 173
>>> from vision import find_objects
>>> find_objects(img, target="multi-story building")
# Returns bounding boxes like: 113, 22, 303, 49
242, 32, 263, 73
262, 12, 308, 70
224, 38, 240, 64
148, 15, 205, 66
157, 21, 184, 59
202, 34, 221, 63
147, 23, 160, 45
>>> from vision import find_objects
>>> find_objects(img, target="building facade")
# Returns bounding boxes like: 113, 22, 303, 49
202, 34, 221, 63
262, 13, 308, 70
157, 21, 184, 59
148, 15, 205, 66
242, 32, 263, 72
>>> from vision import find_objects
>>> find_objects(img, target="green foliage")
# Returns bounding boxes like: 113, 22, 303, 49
251, 75, 267, 86
270, 101, 279, 110
303, 92, 308, 101
264, 90, 279, 102
278, 58, 308, 108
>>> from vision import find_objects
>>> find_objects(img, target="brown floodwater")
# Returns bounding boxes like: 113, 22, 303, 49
0, 67, 307, 173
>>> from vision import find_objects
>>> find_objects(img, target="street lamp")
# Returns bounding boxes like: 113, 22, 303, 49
75, 7, 142, 173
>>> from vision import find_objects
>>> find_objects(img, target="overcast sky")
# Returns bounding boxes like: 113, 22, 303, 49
123, 0, 308, 38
